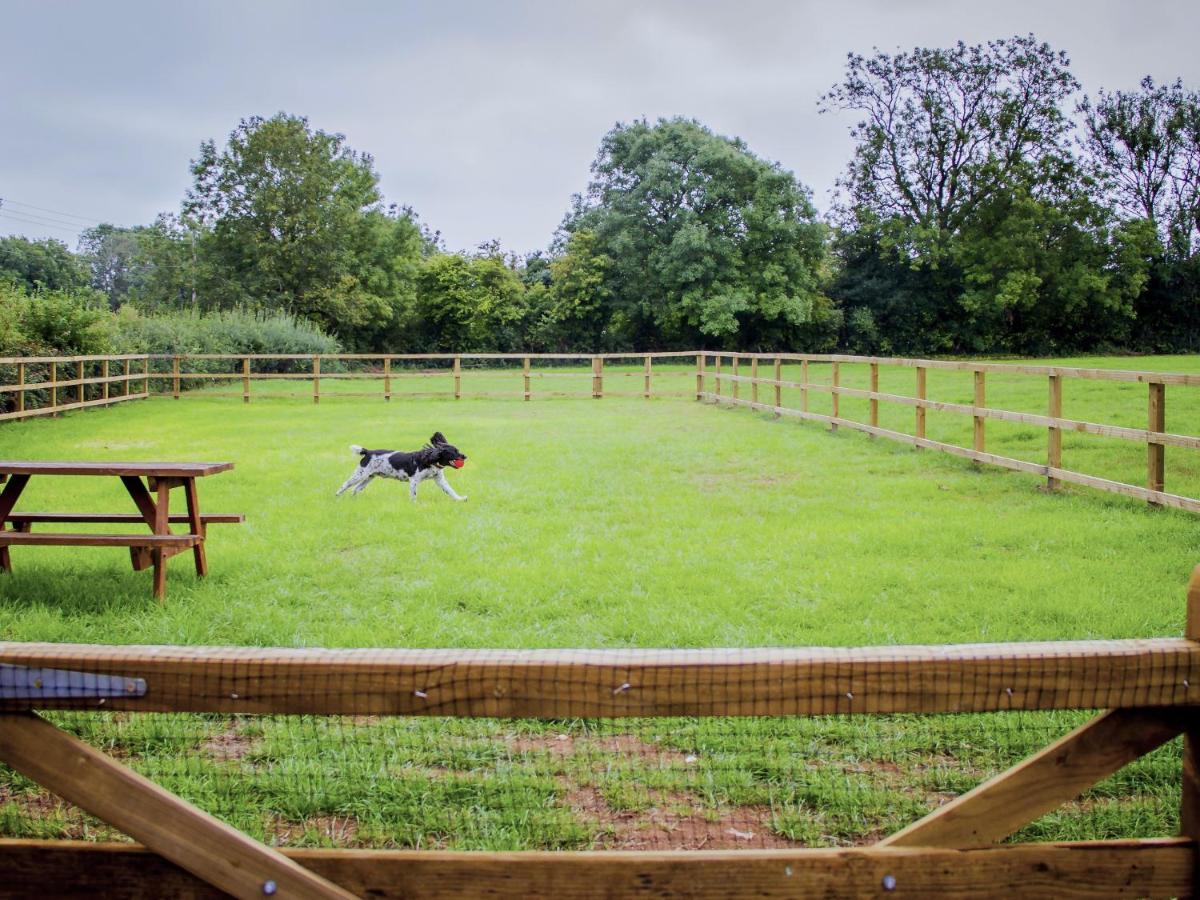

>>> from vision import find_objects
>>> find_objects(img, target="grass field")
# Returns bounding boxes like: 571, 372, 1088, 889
1, 356, 1199, 849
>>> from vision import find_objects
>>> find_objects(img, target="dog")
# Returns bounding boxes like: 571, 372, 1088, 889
335, 432, 468, 501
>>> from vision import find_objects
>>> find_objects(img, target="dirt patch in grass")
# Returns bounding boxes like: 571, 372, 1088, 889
508, 733, 691, 766
199, 723, 261, 762
561, 782, 794, 850
0, 784, 126, 842
269, 814, 360, 846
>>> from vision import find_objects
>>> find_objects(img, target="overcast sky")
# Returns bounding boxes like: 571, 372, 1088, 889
2, 0, 1197, 255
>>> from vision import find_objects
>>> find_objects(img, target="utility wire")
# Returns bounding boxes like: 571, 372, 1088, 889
0, 197, 110, 225
0, 209, 87, 236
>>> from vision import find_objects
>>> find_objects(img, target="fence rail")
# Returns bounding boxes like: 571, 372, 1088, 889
699, 352, 1200, 514
3, 350, 1199, 514
2, 568, 1200, 897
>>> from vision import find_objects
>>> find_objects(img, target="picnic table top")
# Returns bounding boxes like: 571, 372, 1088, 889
0, 461, 234, 478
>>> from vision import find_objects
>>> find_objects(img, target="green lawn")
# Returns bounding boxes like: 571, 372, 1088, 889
1, 356, 1199, 849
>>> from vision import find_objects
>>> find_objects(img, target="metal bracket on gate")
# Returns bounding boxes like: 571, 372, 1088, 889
0, 663, 146, 700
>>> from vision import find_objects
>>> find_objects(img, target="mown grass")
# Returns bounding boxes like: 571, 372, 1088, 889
1, 356, 1199, 849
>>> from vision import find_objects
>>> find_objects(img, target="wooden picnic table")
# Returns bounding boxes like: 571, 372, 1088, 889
0, 461, 240, 599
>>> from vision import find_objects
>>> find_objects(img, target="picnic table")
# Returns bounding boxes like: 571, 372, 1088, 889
0, 461, 241, 599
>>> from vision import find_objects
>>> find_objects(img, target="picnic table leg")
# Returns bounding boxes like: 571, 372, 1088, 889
0, 474, 32, 574
152, 479, 170, 599
184, 477, 207, 577
119, 476, 157, 573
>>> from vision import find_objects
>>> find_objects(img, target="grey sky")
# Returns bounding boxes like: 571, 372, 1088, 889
2, 0, 1197, 255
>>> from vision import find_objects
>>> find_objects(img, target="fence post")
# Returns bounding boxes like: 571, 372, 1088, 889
974, 370, 986, 456
751, 357, 758, 405
76, 361, 84, 405
916, 366, 927, 449
695, 354, 704, 400
123, 359, 131, 397
1148, 382, 1166, 505
830, 362, 839, 433
102, 359, 109, 402
644, 355, 651, 399
732, 356, 739, 401
1047, 375, 1062, 491
714, 355, 722, 399
242, 357, 250, 404
592, 356, 603, 399
49, 362, 56, 412
869, 361, 879, 439
773, 356, 781, 417
142, 357, 149, 396
1183, 569, 1200, 845
523, 357, 531, 401
453, 356, 462, 400
15, 363, 23, 413
312, 356, 321, 405
801, 359, 809, 413
172, 355, 180, 400
384, 357, 391, 402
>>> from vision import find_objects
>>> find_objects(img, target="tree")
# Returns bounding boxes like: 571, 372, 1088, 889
1080, 76, 1200, 261
77, 223, 153, 308
0, 236, 91, 292
412, 251, 529, 352
821, 35, 1078, 260
183, 113, 390, 337
563, 118, 829, 349
530, 230, 612, 351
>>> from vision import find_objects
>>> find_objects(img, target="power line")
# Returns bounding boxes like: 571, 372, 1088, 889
0, 197, 110, 225
0, 209, 86, 236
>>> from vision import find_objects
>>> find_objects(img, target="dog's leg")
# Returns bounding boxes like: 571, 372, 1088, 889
336, 468, 367, 496
351, 474, 374, 495
409, 470, 429, 501
434, 470, 467, 502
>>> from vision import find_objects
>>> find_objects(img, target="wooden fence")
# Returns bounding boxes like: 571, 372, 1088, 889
4, 350, 1200, 514
699, 352, 1200, 514
2, 568, 1200, 897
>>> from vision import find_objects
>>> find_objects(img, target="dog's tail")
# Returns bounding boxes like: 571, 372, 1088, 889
350, 444, 367, 456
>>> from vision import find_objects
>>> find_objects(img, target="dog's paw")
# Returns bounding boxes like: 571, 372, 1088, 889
456, 496, 469, 502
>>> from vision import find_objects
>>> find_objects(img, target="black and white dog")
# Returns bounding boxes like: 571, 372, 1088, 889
335, 432, 468, 501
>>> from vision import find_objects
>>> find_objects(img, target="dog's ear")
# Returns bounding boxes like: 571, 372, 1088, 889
430, 432, 447, 446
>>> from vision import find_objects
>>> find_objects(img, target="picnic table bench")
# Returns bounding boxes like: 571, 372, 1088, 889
0, 461, 241, 599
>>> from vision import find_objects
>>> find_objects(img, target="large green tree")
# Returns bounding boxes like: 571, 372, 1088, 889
562, 118, 829, 349
183, 113, 404, 339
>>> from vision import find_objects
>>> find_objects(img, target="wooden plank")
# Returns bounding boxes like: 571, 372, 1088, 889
882, 708, 1186, 848
0, 461, 233, 478
384, 357, 392, 401
102, 359, 109, 402
453, 356, 461, 399
14, 362, 22, 413
0, 839, 1192, 900
0, 533, 200, 548
172, 356, 180, 399
695, 354, 704, 400
76, 361, 84, 405
523, 357, 531, 401
1149, 382, 1166, 503
49, 362, 56, 410
714, 355, 722, 398
1183, 567, 1200, 868
5, 513, 243, 526
0, 713, 355, 899
644, 355, 652, 398
0, 392, 147, 423
1048, 375, 1063, 491
3, 637, 1200, 716
241, 357, 250, 404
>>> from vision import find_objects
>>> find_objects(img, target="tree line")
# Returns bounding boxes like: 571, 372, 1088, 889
3, 34, 1198, 357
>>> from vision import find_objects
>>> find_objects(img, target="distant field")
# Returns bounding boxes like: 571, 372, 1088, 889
1, 355, 1198, 849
